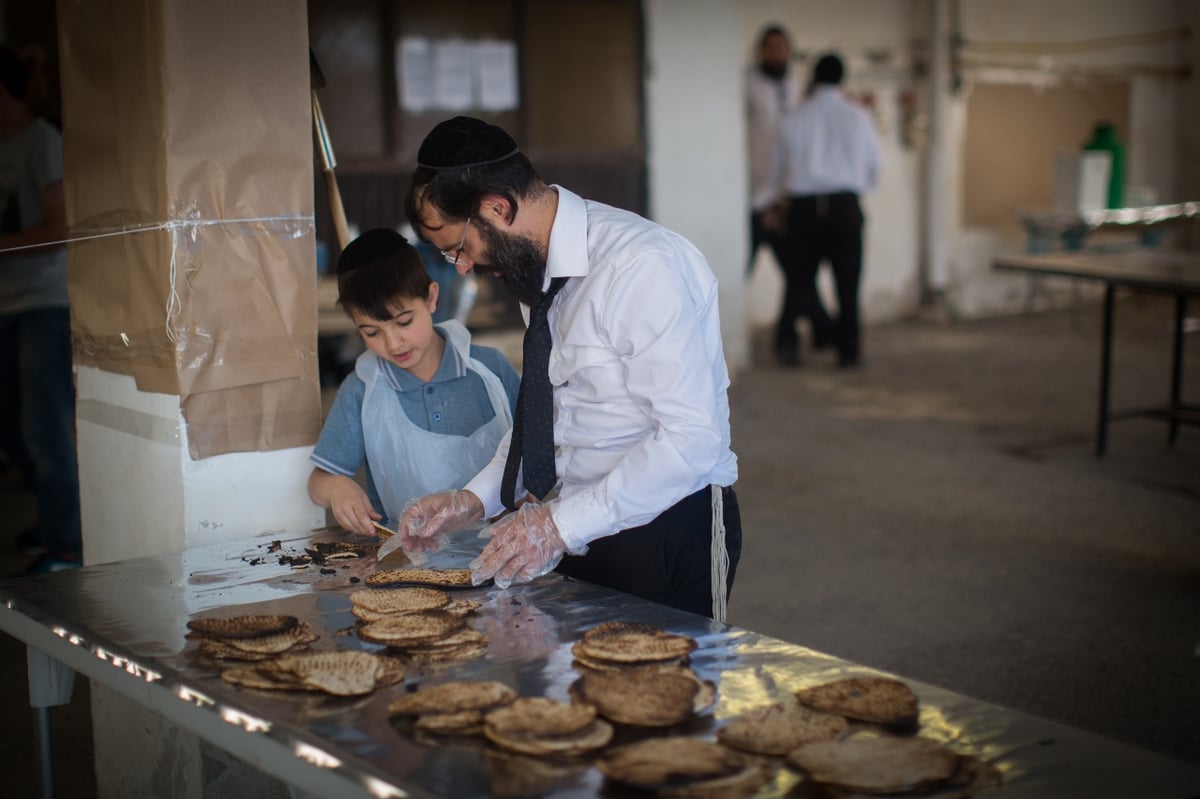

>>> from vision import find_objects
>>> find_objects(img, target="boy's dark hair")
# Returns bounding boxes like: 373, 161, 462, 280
404, 116, 540, 235
812, 53, 845, 86
335, 228, 432, 322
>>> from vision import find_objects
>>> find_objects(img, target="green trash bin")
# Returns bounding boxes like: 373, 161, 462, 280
1083, 121, 1124, 209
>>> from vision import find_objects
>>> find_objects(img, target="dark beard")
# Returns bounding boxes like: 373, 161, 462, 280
476, 219, 547, 307
759, 61, 787, 81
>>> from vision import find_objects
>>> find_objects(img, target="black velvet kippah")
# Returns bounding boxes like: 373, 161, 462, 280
416, 116, 519, 169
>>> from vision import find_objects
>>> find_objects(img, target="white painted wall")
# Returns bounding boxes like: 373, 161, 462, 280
76, 366, 324, 566
643, 0, 750, 371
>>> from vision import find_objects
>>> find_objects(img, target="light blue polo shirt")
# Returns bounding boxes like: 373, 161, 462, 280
311, 330, 520, 516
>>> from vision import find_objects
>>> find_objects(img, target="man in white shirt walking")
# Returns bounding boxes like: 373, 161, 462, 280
397, 116, 742, 621
770, 52, 880, 368
746, 25, 833, 364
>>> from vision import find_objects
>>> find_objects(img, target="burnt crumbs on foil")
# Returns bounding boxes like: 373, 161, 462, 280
240, 539, 371, 569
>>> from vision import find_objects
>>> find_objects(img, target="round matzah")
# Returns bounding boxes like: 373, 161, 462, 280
191, 623, 318, 656
357, 610, 464, 646
570, 642, 689, 672
794, 677, 919, 726
270, 650, 383, 697
349, 587, 450, 614
660, 760, 771, 799
484, 718, 613, 757
396, 640, 489, 664
366, 568, 477, 589
199, 638, 280, 662
578, 621, 697, 664
717, 699, 848, 755
399, 627, 487, 652
414, 710, 485, 736
187, 614, 298, 639
596, 738, 746, 789
571, 667, 702, 727
484, 697, 596, 737
388, 680, 516, 716
221, 663, 308, 691
786, 736, 960, 794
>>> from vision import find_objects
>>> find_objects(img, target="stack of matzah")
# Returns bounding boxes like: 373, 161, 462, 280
571, 621, 697, 671
348, 587, 481, 623
716, 698, 848, 755
221, 649, 406, 696
366, 567, 479, 590
785, 736, 1002, 797
186, 614, 319, 662
483, 697, 613, 757
357, 608, 488, 664
597, 738, 770, 798
569, 664, 716, 727
794, 677, 920, 728
387, 680, 516, 736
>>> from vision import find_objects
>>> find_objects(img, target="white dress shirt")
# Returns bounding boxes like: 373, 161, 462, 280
769, 86, 881, 198
745, 65, 800, 211
465, 186, 738, 553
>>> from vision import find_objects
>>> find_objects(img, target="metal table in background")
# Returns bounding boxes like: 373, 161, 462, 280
2, 527, 1199, 799
995, 248, 1200, 456
1017, 202, 1200, 253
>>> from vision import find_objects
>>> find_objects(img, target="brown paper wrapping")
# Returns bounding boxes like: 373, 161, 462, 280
58, 0, 321, 458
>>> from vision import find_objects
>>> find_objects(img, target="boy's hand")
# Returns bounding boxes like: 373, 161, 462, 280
327, 478, 381, 536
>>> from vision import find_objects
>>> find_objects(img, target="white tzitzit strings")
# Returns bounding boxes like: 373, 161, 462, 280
0, 214, 313, 343
710, 484, 729, 623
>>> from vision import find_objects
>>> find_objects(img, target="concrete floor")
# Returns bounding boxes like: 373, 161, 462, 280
1, 292, 1198, 797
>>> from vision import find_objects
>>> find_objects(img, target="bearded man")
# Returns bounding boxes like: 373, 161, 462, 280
395, 116, 742, 621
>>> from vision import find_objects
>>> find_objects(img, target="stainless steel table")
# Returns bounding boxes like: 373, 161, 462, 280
995, 248, 1200, 455
1017, 202, 1200, 252
2, 526, 1199, 798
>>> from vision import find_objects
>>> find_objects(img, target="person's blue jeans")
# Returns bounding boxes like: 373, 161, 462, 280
0, 307, 82, 558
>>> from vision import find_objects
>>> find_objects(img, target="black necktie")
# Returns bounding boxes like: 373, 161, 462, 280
502, 277, 568, 510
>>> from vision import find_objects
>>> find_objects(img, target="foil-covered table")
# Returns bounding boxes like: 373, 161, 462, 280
2, 526, 1198, 799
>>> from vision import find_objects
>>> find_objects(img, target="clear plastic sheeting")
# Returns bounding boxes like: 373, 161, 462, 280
1, 526, 1198, 799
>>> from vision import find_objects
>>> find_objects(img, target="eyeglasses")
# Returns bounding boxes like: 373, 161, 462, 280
440, 218, 472, 266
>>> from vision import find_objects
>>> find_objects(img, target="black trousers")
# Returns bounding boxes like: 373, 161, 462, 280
778, 192, 864, 362
748, 209, 787, 276
555, 486, 742, 619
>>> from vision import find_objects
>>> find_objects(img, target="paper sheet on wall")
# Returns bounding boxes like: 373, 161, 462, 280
433, 39, 474, 111
398, 37, 434, 112
476, 39, 518, 111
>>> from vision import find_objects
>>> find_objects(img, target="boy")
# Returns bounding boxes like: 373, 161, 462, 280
307, 228, 520, 535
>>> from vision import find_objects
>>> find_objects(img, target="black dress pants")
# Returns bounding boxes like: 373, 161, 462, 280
555, 486, 742, 619
779, 192, 864, 363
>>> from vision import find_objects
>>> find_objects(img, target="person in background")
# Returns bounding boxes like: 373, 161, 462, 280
396, 116, 742, 621
0, 45, 82, 574
746, 24, 833, 365
770, 51, 880, 368
307, 228, 520, 536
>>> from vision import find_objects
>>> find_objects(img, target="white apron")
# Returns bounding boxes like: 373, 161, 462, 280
357, 321, 511, 525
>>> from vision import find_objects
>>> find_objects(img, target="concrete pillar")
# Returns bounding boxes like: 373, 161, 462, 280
57, 0, 324, 794
644, 0, 749, 372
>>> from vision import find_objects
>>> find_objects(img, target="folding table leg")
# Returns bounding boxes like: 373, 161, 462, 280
1097, 284, 1115, 457
1168, 293, 1186, 446
27, 647, 76, 799
35, 707, 55, 799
